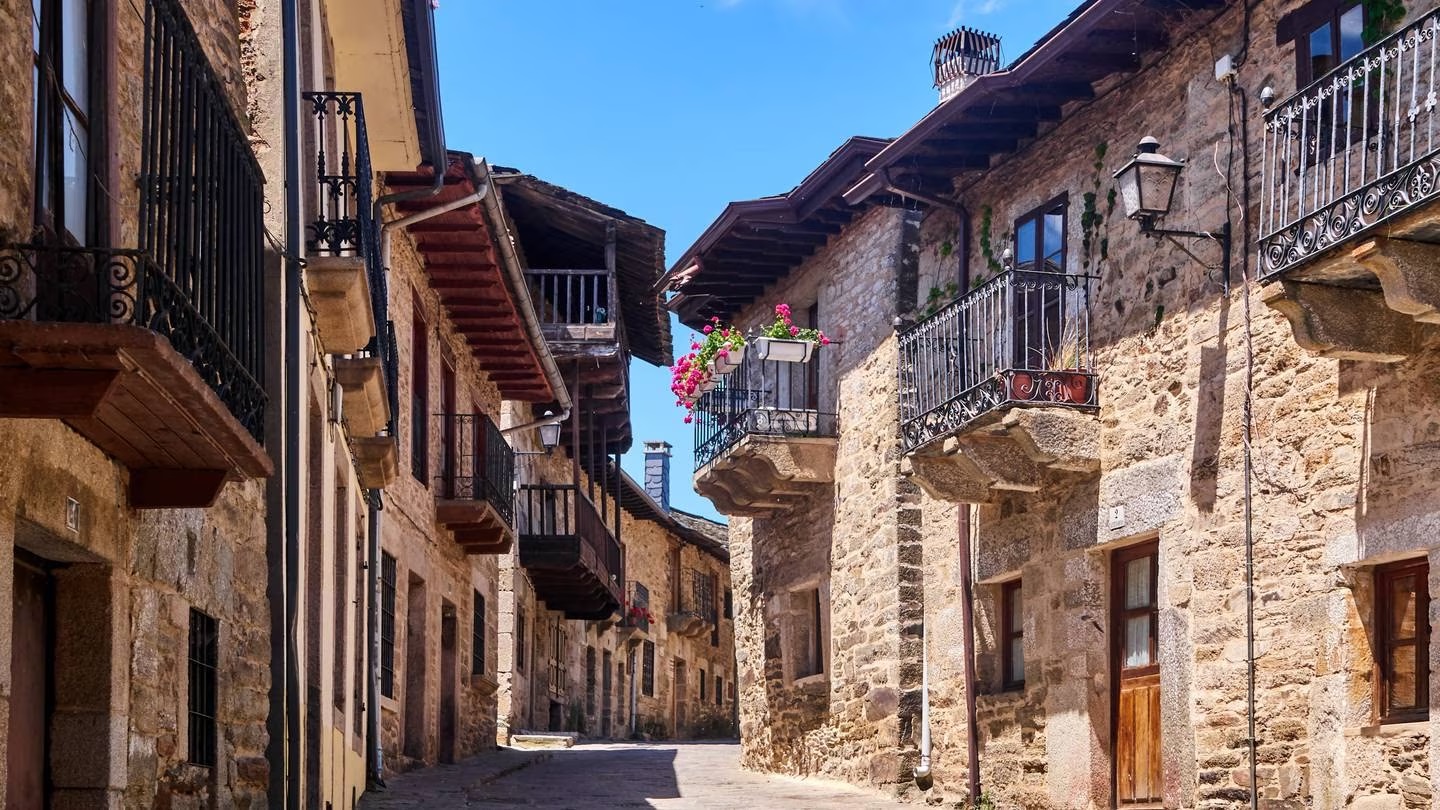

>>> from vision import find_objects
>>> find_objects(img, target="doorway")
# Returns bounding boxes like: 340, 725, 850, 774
601, 650, 613, 738
439, 603, 457, 763
7, 554, 53, 810
403, 574, 428, 761
672, 659, 687, 739
1113, 541, 1161, 806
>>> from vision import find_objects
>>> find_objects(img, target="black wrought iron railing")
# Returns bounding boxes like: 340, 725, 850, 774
898, 269, 1097, 453
691, 346, 836, 469
526, 269, 616, 327
622, 582, 651, 632
682, 569, 717, 624
0, 245, 267, 438
435, 413, 515, 526
131, 0, 266, 438
1259, 8, 1440, 278
517, 484, 623, 587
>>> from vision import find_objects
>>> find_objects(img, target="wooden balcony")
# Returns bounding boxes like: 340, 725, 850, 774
1258, 10, 1440, 361
0, 245, 270, 508
897, 269, 1100, 503
516, 484, 623, 620
527, 269, 619, 351
434, 414, 515, 554
691, 351, 837, 516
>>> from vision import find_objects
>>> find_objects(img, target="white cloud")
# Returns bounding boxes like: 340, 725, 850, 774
946, 0, 1006, 28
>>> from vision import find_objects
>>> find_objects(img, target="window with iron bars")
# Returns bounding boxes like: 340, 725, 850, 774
187, 609, 219, 767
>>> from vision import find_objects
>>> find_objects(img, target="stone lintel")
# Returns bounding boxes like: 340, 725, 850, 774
1262, 280, 1427, 363
1353, 238, 1440, 325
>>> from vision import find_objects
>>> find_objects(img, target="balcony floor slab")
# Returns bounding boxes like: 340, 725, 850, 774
0, 322, 271, 507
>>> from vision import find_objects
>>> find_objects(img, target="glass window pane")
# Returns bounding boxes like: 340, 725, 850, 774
1390, 574, 1418, 641
1009, 637, 1025, 684
1043, 211, 1064, 270
1015, 218, 1036, 267
1338, 6, 1363, 62
33, 0, 41, 52
1124, 615, 1152, 668
1309, 21, 1336, 79
62, 0, 87, 111
1389, 642, 1418, 710
1008, 586, 1022, 633
62, 107, 87, 242
1125, 556, 1152, 610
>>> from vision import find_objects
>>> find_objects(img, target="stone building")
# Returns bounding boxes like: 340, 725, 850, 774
0, 0, 476, 805
665, 0, 1440, 806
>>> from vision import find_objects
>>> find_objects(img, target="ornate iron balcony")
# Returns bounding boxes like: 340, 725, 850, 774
691, 349, 837, 470
0, 244, 266, 441
898, 269, 1097, 453
1259, 9, 1440, 278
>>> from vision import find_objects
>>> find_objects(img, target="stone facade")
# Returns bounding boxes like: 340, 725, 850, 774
495, 451, 736, 745
679, 1, 1440, 807
372, 215, 508, 774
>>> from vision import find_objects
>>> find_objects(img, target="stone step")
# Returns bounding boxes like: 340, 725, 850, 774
509, 732, 578, 749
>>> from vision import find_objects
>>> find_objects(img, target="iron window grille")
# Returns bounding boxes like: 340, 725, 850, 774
472, 590, 486, 677
380, 553, 397, 698
642, 640, 656, 697
187, 608, 219, 767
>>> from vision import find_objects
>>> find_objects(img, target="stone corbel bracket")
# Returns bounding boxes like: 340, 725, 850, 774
1264, 238, 1440, 363
902, 406, 1100, 503
693, 435, 837, 517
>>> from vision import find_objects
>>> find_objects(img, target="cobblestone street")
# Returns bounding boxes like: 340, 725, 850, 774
360, 742, 909, 809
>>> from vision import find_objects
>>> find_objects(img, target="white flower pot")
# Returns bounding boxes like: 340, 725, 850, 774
712, 343, 746, 374
754, 337, 815, 363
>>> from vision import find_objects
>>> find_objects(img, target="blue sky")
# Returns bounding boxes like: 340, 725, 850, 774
436, 0, 1081, 519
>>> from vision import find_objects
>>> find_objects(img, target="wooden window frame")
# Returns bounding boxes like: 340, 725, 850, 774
1001, 579, 1025, 691
699, 668, 707, 702
33, 0, 105, 244
1278, 0, 1365, 87
1376, 559, 1430, 724
187, 609, 219, 768
515, 607, 526, 673
1012, 194, 1069, 276
715, 675, 723, 707
1112, 543, 1160, 679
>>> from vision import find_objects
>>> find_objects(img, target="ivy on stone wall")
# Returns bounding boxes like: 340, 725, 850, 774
1362, 0, 1406, 44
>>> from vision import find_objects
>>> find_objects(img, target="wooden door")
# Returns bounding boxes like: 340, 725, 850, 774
672, 659, 687, 738
439, 606, 457, 763
7, 558, 52, 810
1114, 542, 1161, 806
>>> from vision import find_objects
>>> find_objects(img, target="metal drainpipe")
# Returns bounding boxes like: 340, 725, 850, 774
279, 0, 302, 804
915, 631, 933, 780
958, 504, 981, 803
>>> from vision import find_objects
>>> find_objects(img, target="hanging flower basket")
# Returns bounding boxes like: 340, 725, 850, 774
754, 337, 815, 363
711, 342, 746, 374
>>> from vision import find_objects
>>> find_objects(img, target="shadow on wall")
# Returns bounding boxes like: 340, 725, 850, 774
1340, 335, 1440, 562
749, 498, 834, 776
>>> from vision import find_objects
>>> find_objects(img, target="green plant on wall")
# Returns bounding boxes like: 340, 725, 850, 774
1081, 141, 1115, 274
919, 281, 960, 320
978, 205, 1003, 278
1362, 0, 1405, 44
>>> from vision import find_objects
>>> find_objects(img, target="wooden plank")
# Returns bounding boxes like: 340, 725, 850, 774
1117, 686, 1135, 802
0, 368, 119, 417
130, 468, 228, 509
109, 378, 211, 470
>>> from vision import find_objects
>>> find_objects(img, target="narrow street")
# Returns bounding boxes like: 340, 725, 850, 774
360, 742, 909, 809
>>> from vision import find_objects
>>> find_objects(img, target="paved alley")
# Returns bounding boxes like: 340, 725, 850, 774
360, 742, 910, 809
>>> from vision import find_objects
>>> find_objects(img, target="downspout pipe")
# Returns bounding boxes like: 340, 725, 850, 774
915, 630, 933, 780
959, 505, 981, 802
278, 0, 301, 804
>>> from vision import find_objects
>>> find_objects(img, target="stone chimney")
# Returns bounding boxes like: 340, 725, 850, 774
643, 441, 671, 511
933, 26, 1001, 103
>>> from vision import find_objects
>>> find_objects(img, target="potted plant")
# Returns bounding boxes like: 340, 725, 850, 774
753, 303, 829, 363
1008, 321, 1090, 403
669, 317, 743, 420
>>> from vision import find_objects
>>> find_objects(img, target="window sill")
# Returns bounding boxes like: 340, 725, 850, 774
470, 674, 499, 696
975, 688, 1029, 709
791, 673, 828, 692
1347, 720, 1430, 738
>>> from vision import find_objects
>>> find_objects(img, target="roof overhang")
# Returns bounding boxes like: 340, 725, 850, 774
660, 136, 891, 330
386, 154, 555, 402
844, 0, 1229, 206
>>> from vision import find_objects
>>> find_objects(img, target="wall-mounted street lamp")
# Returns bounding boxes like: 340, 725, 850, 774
1113, 136, 1231, 279
515, 411, 564, 456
